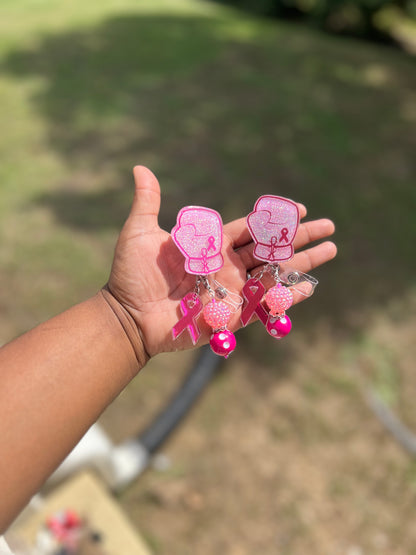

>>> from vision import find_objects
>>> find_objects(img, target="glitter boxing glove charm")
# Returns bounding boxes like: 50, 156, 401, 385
242, 194, 310, 341
171, 205, 236, 357
247, 195, 299, 263
172, 206, 223, 275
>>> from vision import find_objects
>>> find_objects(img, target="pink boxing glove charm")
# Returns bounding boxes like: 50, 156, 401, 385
247, 195, 299, 263
172, 206, 224, 275
241, 194, 317, 342
171, 204, 238, 357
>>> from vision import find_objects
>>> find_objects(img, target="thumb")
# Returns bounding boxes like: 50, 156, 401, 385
128, 165, 161, 231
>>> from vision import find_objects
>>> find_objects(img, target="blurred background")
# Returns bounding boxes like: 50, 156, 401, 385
0, 0, 415, 553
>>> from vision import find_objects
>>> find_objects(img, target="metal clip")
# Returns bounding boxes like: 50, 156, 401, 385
212, 279, 243, 312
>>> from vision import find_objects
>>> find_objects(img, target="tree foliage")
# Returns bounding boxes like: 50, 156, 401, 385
219, 0, 415, 40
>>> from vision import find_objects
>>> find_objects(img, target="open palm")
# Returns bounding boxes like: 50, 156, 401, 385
107, 166, 337, 357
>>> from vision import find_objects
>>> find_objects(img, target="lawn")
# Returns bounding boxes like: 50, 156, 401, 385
1, 0, 416, 553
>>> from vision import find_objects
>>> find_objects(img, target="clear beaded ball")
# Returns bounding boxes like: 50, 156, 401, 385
265, 283, 293, 317
203, 300, 231, 330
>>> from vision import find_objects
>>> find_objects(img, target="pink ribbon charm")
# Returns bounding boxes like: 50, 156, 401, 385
279, 227, 289, 243
267, 236, 278, 260
172, 292, 203, 345
207, 235, 216, 252
240, 278, 268, 327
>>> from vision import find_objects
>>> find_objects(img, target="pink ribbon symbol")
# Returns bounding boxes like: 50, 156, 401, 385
201, 248, 209, 273
200, 236, 217, 272
279, 227, 289, 243
240, 278, 268, 327
207, 235, 216, 252
268, 236, 278, 260
172, 292, 203, 345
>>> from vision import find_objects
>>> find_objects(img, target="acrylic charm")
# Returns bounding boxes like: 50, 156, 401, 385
172, 292, 203, 346
171, 205, 237, 357
172, 206, 224, 275
241, 266, 295, 340
247, 195, 300, 263
240, 276, 294, 340
241, 195, 316, 341
240, 278, 268, 327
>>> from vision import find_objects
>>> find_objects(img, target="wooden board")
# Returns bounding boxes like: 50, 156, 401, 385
11, 471, 151, 555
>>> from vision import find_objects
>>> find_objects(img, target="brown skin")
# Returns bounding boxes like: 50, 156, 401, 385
0, 166, 336, 532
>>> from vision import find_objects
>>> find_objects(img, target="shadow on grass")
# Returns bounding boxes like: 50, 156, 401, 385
2, 11, 416, 368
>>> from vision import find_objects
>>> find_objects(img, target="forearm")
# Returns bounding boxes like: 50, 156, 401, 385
0, 291, 147, 532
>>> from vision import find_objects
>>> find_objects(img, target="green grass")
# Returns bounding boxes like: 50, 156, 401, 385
1, 0, 415, 336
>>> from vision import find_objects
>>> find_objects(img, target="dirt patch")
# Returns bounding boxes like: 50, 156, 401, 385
100, 309, 416, 554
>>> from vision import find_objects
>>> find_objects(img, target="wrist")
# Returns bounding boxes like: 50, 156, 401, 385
100, 286, 150, 373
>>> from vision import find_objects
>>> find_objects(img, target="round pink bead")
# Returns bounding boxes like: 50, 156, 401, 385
210, 330, 236, 358
266, 314, 292, 339
203, 300, 231, 330
265, 283, 293, 317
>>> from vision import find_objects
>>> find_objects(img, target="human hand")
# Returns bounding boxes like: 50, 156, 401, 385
105, 166, 337, 359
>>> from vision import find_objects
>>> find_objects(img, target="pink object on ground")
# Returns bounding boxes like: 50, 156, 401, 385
247, 195, 299, 263
46, 509, 83, 544
172, 206, 224, 275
